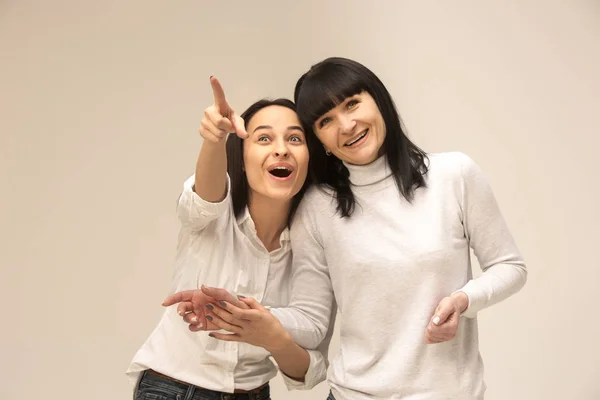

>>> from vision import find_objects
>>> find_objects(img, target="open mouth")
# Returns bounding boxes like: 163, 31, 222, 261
268, 166, 293, 178
344, 130, 368, 147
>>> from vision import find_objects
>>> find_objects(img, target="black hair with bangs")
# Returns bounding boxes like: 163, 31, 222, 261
294, 57, 429, 217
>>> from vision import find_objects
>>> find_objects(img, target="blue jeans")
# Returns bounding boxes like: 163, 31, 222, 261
134, 370, 271, 400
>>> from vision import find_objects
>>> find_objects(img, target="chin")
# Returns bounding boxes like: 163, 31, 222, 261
264, 188, 297, 202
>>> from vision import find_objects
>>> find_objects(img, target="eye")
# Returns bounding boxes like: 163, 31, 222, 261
318, 117, 332, 128
346, 99, 360, 109
289, 135, 304, 143
257, 135, 270, 142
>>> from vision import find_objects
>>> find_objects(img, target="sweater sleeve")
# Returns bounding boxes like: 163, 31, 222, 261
280, 310, 336, 390
454, 153, 528, 318
270, 196, 336, 350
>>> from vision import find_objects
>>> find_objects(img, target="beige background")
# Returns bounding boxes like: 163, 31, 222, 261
1, 1, 599, 399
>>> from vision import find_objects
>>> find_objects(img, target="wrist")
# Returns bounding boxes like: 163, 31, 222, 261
267, 330, 294, 355
451, 291, 469, 314
203, 138, 228, 149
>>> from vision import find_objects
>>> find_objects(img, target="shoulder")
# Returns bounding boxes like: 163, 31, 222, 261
426, 152, 479, 182
300, 184, 337, 211
290, 185, 336, 236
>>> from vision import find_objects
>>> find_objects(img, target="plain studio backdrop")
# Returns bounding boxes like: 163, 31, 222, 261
1, 1, 598, 399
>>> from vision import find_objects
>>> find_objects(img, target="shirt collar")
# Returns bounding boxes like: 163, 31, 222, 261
236, 207, 291, 242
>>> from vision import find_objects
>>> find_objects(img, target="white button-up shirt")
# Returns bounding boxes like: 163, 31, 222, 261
127, 175, 329, 392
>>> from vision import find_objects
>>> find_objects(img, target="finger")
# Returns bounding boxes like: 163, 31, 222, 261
219, 300, 262, 322
208, 332, 241, 342
426, 324, 454, 342
201, 285, 247, 309
174, 301, 206, 328
162, 290, 194, 307
204, 108, 234, 132
176, 301, 193, 316
205, 311, 243, 334
230, 111, 248, 139
189, 323, 206, 332
432, 299, 454, 325
210, 76, 231, 117
207, 303, 247, 327
239, 297, 267, 312
200, 118, 227, 142
426, 336, 443, 344
183, 312, 203, 327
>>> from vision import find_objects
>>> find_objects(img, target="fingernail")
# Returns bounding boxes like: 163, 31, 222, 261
433, 316, 441, 325
206, 304, 214, 311
210, 75, 213, 79
219, 300, 227, 307
208, 333, 215, 338
191, 316, 198, 323
237, 295, 246, 299
206, 315, 213, 321
178, 310, 183, 316
197, 322, 203, 328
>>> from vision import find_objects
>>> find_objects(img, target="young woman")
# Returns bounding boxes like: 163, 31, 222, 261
127, 77, 331, 399
170, 58, 528, 400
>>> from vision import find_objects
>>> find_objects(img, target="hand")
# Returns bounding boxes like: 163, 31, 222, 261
199, 77, 248, 143
162, 285, 249, 332
205, 297, 292, 353
425, 292, 469, 344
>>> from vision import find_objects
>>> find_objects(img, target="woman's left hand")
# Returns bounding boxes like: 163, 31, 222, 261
205, 297, 292, 353
425, 292, 469, 344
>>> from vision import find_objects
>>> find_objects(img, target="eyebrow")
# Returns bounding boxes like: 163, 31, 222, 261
252, 125, 305, 133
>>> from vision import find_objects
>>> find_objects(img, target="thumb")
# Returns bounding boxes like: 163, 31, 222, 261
230, 112, 248, 139
432, 298, 454, 325
239, 296, 265, 311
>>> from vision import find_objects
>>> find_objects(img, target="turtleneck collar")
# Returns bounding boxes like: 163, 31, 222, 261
343, 155, 392, 187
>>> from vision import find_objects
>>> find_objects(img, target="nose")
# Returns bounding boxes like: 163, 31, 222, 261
338, 114, 356, 135
273, 139, 289, 158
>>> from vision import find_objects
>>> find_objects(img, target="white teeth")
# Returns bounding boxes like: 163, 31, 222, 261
346, 131, 367, 146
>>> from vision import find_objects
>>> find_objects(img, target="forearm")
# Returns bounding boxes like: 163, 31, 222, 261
271, 305, 332, 350
457, 262, 527, 318
194, 139, 228, 202
268, 332, 310, 381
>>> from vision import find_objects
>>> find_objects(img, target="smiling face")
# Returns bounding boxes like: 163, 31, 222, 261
243, 105, 309, 203
313, 91, 386, 165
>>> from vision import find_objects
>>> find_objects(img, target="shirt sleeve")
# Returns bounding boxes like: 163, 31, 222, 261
454, 153, 528, 318
176, 174, 231, 231
270, 197, 335, 350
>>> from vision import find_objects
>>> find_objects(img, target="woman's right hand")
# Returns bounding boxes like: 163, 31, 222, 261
203, 296, 293, 353
200, 77, 248, 142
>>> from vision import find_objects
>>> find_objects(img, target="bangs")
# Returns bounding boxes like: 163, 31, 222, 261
296, 64, 366, 129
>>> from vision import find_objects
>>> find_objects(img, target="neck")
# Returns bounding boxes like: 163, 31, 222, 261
248, 192, 291, 252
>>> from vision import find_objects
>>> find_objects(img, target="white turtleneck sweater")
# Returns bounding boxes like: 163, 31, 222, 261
274, 152, 527, 399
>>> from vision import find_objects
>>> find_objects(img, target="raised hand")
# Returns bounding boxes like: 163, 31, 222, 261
199, 77, 248, 143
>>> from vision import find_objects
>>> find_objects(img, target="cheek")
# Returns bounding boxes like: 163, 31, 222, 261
242, 151, 262, 181
314, 130, 332, 148
295, 148, 309, 169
